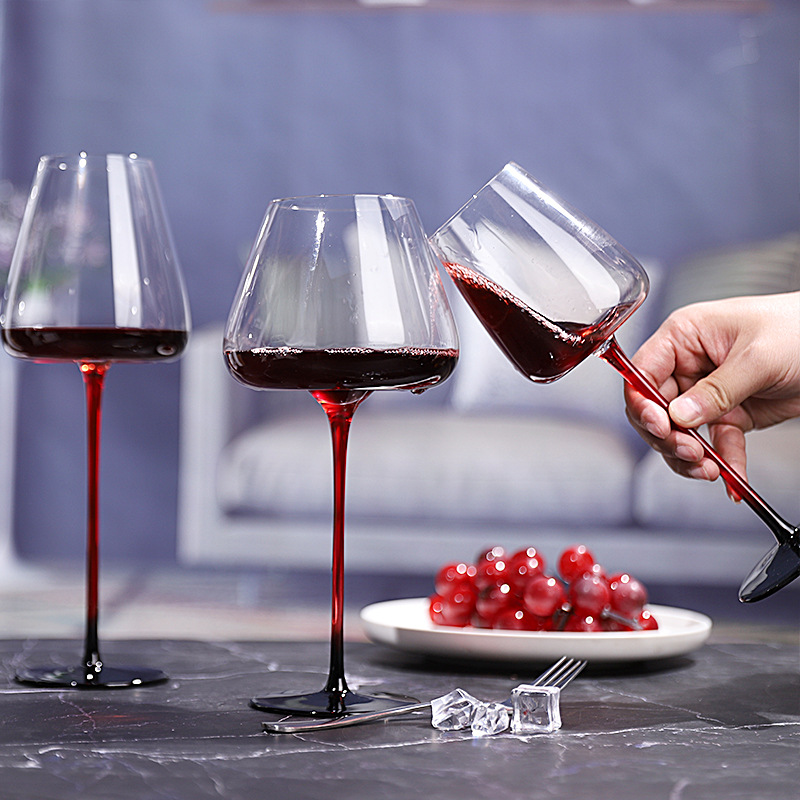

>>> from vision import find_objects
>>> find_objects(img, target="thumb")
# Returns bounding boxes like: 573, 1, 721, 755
668, 359, 758, 428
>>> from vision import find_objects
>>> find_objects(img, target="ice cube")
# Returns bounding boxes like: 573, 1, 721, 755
510, 684, 562, 734
471, 701, 511, 737
430, 688, 480, 731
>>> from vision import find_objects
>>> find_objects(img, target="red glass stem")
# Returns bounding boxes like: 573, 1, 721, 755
80, 361, 110, 672
599, 338, 795, 544
312, 390, 370, 698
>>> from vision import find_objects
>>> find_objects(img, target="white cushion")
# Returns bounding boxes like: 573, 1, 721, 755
217, 408, 637, 527
659, 233, 800, 315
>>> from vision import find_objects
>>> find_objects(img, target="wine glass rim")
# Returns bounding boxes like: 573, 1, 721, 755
431, 161, 532, 236
268, 193, 415, 209
36, 153, 153, 169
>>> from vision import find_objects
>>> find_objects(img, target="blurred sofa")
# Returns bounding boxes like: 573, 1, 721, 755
177, 235, 800, 586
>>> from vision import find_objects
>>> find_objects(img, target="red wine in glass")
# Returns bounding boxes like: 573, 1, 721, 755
224, 346, 458, 391
2, 327, 187, 362
225, 346, 457, 715
2, 154, 191, 687
445, 261, 632, 382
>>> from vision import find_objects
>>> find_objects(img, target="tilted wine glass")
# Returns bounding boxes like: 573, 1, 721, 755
1, 153, 191, 686
431, 162, 799, 604
224, 194, 458, 716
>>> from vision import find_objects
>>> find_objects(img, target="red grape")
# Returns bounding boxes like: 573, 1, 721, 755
604, 607, 659, 631
474, 554, 509, 590
522, 575, 566, 618
434, 561, 477, 595
608, 572, 648, 617
475, 545, 506, 564
568, 573, 611, 616
558, 544, 596, 583
563, 613, 603, 632
491, 604, 549, 631
506, 547, 546, 594
586, 562, 607, 581
428, 585, 477, 627
474, 582, 514, 626
638, 609, 659, 630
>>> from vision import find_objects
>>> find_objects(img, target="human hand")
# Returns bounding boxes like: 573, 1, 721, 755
624, 292, 800, 490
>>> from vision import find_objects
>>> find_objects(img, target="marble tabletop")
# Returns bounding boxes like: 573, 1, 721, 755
0, 637, 797, 800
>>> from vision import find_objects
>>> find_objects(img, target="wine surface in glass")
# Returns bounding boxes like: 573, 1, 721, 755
445, 262, 631, 382
2, 327, 187, 362
224, 346, 458, 391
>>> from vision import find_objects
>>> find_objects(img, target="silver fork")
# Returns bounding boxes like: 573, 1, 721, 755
262, 656, 587, 734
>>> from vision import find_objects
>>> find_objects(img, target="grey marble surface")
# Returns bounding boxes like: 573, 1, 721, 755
0, 638, 797, 800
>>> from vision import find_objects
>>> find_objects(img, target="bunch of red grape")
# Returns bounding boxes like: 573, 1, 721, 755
428, 544, 658, 632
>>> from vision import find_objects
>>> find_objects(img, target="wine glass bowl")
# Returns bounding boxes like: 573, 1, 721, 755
1, 153, 190, 687
224, 194, 458, 390
433, 162, 648, 383
224, 194, 458, 716
432, 162, 800, 603
3, 154, 189, 345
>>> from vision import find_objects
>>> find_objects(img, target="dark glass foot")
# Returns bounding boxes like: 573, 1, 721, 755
250, 688, 416, 717
15, 664, 168, 688
739, 537, 800, 603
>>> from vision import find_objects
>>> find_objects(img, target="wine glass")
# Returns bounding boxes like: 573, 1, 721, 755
224, 194, 458, 716
431, 162, 800, 604
1, 153, 191, 686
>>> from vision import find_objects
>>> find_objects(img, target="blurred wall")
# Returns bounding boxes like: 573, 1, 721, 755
1, 0, 798, 562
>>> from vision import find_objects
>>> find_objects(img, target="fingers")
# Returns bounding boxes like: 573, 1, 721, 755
663, 454, 720, 483
625, 395, 671, 440
629, 404, 719, 481
622, 363, 680, 441
658, 424, 749, 489
626, 396, 748, 492
668, 372, 741, 429
624, 377, 741, 486
707, 422, 749, 495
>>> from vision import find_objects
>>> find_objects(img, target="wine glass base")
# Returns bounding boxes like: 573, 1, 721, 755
739, 539, 800, 603
250, 688, 417, 717
15, 664, 169, 689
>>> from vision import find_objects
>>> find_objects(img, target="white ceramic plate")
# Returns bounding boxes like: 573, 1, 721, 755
360, 598, 712, 663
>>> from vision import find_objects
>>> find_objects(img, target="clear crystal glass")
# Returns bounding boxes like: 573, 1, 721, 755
2, 154, 190, 689
225, 195, 458, 717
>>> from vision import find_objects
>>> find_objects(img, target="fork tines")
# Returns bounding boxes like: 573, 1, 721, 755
532, 657, 587, 689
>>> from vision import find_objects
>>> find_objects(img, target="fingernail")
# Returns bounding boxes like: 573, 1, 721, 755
676, 444, 700, 462
670, 396, 702, 427
643, 420, 664, 438
641, 407, 668, 439
687, 463, 712, 481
